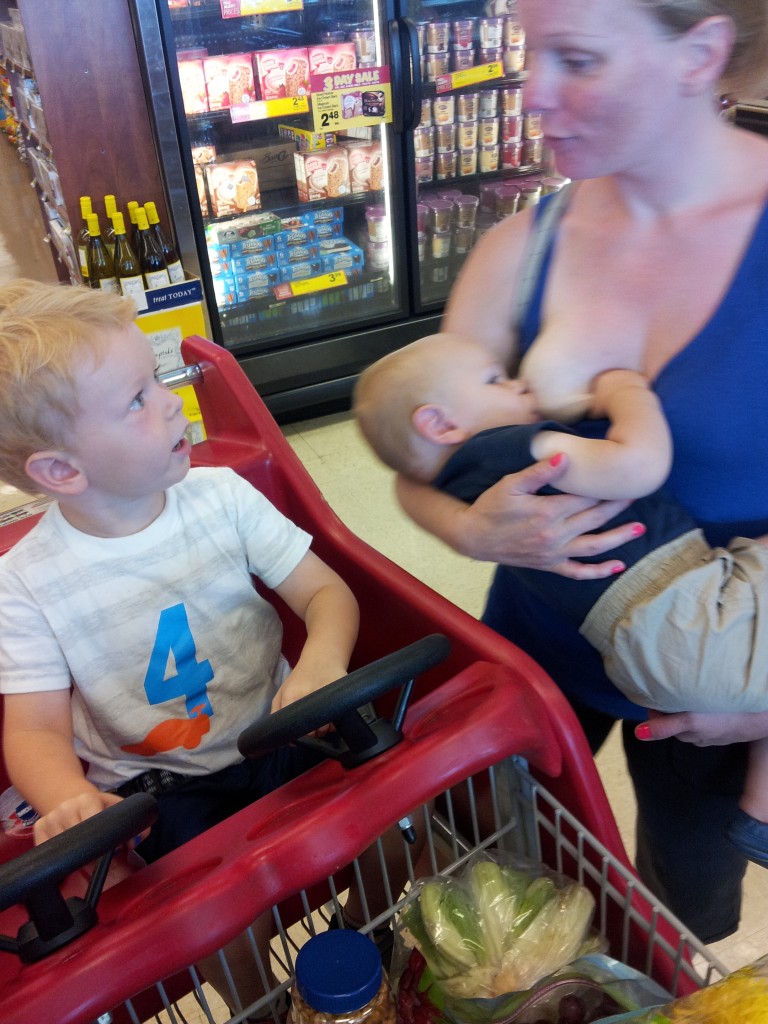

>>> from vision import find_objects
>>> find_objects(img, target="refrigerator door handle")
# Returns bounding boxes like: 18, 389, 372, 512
389, 16, 422, 133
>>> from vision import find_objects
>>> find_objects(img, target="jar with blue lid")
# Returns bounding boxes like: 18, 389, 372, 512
292, 930, 396, 1024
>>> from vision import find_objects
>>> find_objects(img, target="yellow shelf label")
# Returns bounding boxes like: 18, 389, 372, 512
435, 62, 504, 94
230, 95, 309, 122
274, 272, 348, 298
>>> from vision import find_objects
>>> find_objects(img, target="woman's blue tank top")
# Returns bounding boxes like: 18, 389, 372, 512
483, 193, 768, 717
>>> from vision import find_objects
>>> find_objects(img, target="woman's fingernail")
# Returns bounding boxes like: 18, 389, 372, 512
635, 723, 652, 740
631, 523, 646, 537
611, 563, 626, 575
549, 453, 564, 467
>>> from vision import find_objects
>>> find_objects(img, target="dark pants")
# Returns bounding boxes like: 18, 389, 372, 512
571, 697, 749, 943
136, 746, 323, 865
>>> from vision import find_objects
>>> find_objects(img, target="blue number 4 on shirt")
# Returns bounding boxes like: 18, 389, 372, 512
144, 604, 214, 718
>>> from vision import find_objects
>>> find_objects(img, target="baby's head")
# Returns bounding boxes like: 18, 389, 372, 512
0, 279, 137, 493
354, 332, 538, 481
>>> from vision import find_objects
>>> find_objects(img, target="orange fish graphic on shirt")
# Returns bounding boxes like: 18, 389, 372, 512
120, 704, 211, 756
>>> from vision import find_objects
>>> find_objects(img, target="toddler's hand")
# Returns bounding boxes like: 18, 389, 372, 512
271, 664, 349, 734
34, 790, 124, 846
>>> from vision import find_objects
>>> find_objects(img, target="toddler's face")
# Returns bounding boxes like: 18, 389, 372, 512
439, 341, 540, 435
66, 324, 191, 502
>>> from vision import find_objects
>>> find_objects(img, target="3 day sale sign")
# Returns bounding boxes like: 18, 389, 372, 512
310, 65, 392, 132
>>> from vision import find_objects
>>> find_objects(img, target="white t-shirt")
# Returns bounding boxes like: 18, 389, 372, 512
0, 467, 312, 789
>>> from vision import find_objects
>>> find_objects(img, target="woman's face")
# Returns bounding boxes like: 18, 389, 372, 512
519, 0, 687, 180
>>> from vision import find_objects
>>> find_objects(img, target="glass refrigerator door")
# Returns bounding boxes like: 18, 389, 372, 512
401, 0, 563, 312
158, 0, 408, 354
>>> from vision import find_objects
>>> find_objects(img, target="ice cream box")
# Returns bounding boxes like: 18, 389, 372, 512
278, 124, 335, 152
203, 53, 256, 110
254, 47, 310, 100
274, 226, 319, 248
275, 244, 320, 266
279, 260, 323, 281
307, 42, 357, 76
294, 147, 350, 202
230, 250, 279, 273
227, 234, 276, 257
319, 238, 365, 271
178, 59, 209, 114
339, 139, 384, 193
207, 211, 282, 245
234, 268, 281, 293
205, 160, 261, 218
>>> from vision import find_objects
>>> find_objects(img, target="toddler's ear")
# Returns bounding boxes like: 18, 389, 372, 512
24, 451, 87, 497
412, 404, 470, 446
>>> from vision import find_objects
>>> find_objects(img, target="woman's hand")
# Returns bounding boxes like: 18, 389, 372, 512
398, 453, 644, 580
636, 709, 768, 746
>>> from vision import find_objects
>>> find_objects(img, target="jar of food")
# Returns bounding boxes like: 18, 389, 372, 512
292, 932, 396, 1024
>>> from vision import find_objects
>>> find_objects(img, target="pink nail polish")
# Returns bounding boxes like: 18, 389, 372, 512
611, 563, 625, 575
631, 523, 646, 537
635, 723, 652, 740
549, 453, 564, 467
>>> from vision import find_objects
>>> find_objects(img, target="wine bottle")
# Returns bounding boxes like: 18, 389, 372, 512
144, 201, 185, 283
126, 200, 141, 253
86, 213, 119, 293
76, 196, 93, 282
112, 211, 146, 308
135, 206, 171, 289
103, 195, 118, 257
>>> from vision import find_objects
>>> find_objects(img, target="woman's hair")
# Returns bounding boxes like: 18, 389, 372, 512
637, 0, 768, 94
0, 279, 136, 492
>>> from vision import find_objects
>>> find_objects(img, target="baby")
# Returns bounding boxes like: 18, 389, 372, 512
354, 332, 768, 870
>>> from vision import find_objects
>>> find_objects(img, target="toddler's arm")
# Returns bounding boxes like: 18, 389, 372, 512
270, 550, 359, 711
3, 689, 122, 844
530, 369, 672, 499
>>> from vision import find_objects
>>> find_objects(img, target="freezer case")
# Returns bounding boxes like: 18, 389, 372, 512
132, 0, 436, 419
403, 0, 565, 313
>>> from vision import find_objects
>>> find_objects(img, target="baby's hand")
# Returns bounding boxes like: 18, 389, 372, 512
590, 369, 650, 418
34, 790, 124, 846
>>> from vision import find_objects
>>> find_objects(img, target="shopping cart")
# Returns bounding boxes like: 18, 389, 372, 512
0, 337, 729, 1024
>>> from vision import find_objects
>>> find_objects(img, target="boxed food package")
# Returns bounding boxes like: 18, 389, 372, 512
251, 140, 296, 191
207, 210, 282, 245
319, 238, 365, 272
205, 160, 261, 217
234, 268, 281, 299
230, 250, 279, 273
227, 234, 276, 257
194, 165, 209, 218
280, 260, 323, 281
212, 273, 237, 308
294, 147, 350, 202
254, 47, 310, 100
191, 143, 217, 164
276, 243, 320, 266
178, 59, 209, 114
307, 42, 357, 75
278, 124, 335, 152
203, 53, 256, 110
340, 139, 383, 193
275, 225, 319, 248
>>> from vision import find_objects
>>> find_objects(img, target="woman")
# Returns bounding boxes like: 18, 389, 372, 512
397, 0, 768, 942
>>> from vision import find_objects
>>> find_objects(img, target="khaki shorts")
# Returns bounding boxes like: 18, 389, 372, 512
580, 529, 768, 713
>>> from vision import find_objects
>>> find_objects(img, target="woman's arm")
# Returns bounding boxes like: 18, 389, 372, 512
442, 209, 535, 366
637, 709, 768, 746
396, 455, 644, 580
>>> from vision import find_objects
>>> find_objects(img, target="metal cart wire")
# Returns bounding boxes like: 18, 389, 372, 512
0, 337, 729, 1024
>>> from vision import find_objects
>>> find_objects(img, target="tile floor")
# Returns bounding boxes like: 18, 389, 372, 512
0, 129, 766, 1014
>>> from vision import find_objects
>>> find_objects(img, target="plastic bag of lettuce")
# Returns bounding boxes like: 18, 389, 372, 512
394, 853, 669, 1024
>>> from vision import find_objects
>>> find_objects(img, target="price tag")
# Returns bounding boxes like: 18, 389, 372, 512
220, 0, 303, 17
230, 96, 309, 122
435, 62, 503, 94
273, 272, 348, 299
309, 66, 392, 132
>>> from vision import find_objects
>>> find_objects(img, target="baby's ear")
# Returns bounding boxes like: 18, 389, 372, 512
412, 404, 469, 446
24, 451, 88, 497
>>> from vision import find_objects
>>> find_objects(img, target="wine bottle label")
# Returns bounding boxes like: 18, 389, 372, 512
145, 268, 171, 289
167, 260, 185, 284
97, 277, 120, 294
79, 245, 89, 276
119, 274, 148, 310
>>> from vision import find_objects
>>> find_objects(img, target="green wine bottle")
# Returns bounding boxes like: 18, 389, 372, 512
144, 201, 185, 283
86, 213, 119, 293
135, 207, 171, 289
112, 211, 146, 308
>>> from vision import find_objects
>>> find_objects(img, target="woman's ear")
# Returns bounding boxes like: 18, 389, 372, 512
678, 15, 735, 96
412, 404, 470, 446
24, 451, 88, 497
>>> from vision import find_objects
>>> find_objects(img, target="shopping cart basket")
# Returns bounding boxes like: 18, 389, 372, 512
0, 337, 729, 1024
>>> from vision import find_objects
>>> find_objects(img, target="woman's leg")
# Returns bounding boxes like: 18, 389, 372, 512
622, 721, 749, 943
726, 736, 768, 868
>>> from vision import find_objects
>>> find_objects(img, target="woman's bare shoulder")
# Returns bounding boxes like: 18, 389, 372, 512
442, 208, 536, 349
